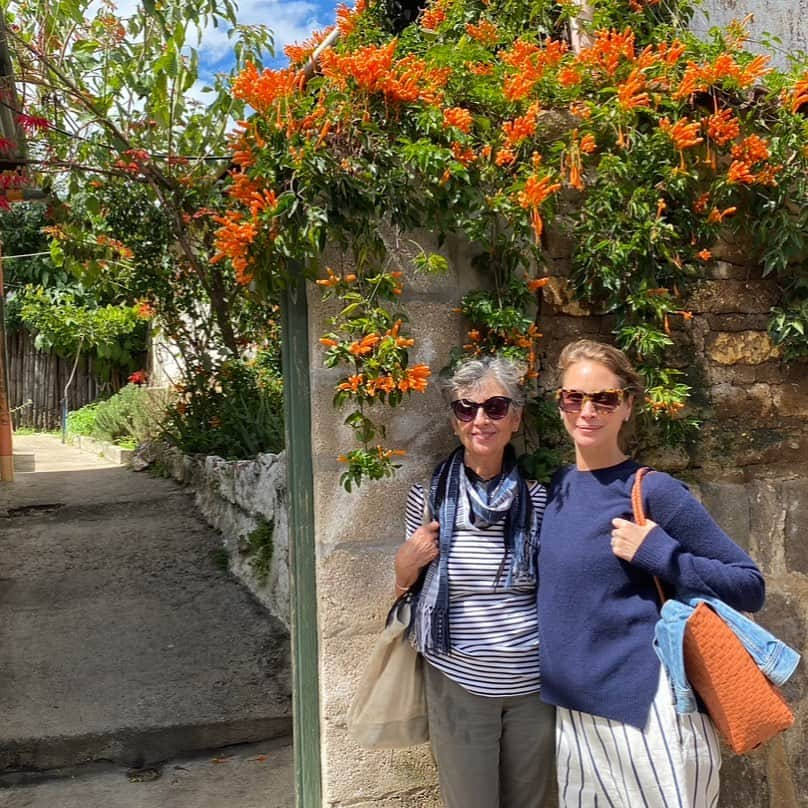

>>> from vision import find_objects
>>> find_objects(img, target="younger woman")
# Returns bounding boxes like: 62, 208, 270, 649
538, 339, 765, 807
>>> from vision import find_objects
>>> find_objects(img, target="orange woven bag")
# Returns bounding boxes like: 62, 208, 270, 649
632, 467, 794, 755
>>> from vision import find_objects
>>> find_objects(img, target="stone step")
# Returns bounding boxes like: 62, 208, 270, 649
0, 718, 292, 772
0, 739, 294, 808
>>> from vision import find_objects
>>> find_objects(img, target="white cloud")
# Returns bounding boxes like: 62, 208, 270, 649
102, 0, 336, 70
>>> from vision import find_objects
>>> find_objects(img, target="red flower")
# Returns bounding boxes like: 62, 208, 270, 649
16, 113, 50, 132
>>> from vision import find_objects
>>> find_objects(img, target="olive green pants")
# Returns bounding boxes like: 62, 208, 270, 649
425, 662, 556, 808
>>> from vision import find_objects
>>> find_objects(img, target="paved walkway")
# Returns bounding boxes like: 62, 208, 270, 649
0, 434, 294, 806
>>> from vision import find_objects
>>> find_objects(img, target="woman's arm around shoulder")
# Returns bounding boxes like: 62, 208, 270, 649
630, 471, 765, 613
526, 479, 548, 517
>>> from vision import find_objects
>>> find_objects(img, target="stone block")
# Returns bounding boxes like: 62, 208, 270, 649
688, 280, 779, 315
321, 723, 437, 805
320, 634, 380, 722
783, 479, 808, 574
12, 453, 35, 472
317, 545, 397, 638
704, 364, 758, 386
709, 382, 774, 420
312, 471, 411, 549
706, 259, 752, 280
696, 481, 752, 552
542, 277, 600, 316
705, 313, 771, 332
709, 234, 758, 264
756, 587, 807, 705
707, 331, 781, 365
641, 445, 691, 472
74, 435, 134, 465
719, 750, 770, 808
692, 424, 804, 473
748, 479, 785, 572
773, 383, 808, 419
331, 795, 443, 808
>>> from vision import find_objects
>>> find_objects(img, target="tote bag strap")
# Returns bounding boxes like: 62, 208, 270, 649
631, 466, 667, 606
397, 481, 433, 604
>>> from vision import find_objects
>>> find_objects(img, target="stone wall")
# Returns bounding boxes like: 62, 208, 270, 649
310, 234, 486, 808
310, 228, 806, 807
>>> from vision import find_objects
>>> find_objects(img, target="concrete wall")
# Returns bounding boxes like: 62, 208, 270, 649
696, 0, 808, 69
309, 226, 807, 806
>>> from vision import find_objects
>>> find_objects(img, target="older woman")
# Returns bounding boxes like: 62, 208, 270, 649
394, 356, 555, 808
538, 339, 765, 807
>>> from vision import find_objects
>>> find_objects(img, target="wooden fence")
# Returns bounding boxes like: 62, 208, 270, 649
5, 329, 118, 431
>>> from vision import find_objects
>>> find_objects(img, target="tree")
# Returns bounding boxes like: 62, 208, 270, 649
2, 0, 278, 366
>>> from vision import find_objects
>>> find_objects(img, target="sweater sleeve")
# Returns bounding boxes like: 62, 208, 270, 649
630, 472, 765, 613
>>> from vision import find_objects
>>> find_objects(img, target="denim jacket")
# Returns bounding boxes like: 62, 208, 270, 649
654, 595, 801, 714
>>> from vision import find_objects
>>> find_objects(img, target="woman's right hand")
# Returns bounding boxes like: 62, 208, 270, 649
394, 520, 440, 591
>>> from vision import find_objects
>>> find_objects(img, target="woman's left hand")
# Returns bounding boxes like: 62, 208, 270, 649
610, 517, 657, 562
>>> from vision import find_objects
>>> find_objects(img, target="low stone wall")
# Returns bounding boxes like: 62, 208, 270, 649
71, 435, 135, 466
150, 444, 290, 629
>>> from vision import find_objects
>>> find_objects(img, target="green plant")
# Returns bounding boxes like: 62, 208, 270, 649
768, 301, 808, 360
18, 286, 147, 377
11, 426, 59, 437
318, 266, 432, 489
91, 384, 165, 445
161, 351, 284, 459
68, 384, 164, 447
246, 518, 275, 581
66, 402, 101, 437
210, 547, 231, 572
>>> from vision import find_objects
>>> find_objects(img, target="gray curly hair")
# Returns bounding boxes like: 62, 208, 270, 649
442, 356, 527, 409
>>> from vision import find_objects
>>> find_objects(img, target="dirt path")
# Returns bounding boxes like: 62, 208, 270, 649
0, 434, 294, 805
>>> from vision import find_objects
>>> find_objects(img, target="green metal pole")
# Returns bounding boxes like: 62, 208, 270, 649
281, 268, 322, 808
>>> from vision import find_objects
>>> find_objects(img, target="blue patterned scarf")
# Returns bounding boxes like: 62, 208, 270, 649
412, 444, 540, 655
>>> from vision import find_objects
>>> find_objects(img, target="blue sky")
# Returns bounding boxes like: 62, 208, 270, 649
197, 0, 342, 73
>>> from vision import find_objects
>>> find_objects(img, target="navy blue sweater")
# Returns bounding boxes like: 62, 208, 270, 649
537, 459, 765, 728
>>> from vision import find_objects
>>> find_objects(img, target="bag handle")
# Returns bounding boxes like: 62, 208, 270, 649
631, 467, 667, 605
422, 481, 432, 525
394, 482, 433, 604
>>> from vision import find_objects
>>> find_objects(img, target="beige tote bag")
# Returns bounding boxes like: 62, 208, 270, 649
346, 593, 428, 748
347, 485, 431, 748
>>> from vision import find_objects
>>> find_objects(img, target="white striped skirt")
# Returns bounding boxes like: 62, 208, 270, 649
556, 669, 722, 808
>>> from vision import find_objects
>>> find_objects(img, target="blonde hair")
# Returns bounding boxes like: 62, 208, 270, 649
557, 340, 645, 398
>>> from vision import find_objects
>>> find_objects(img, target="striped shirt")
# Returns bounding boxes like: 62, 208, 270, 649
405, 480, 546, 697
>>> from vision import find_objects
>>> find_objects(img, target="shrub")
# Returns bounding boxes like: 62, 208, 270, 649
161, 352, 284, 460
67, 384, 165, 446
66, 401, 100, 437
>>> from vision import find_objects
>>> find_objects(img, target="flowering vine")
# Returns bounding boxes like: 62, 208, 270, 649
213, 0, 808, 486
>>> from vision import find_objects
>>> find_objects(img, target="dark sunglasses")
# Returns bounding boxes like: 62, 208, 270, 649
451, 396, 513, 422
556, 388, 627, 413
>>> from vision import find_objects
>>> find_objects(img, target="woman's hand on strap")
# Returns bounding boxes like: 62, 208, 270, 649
394, 520, 440, 591
610, 517, 657, 562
